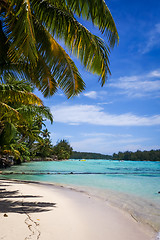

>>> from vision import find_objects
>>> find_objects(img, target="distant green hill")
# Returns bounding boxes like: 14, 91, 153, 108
70, 151, 112, 159
112, 149, 160, 161
70, 149, 160, 161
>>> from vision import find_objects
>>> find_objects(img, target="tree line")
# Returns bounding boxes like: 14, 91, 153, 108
70, 151, 111, 159
0, 128, 73, 168
70, 149, 160, 161
112, 149, 160, 161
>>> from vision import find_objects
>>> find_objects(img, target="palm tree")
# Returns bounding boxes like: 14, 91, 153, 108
0, 73, 43, 139
41, 129, 51, 139
17, 105, 53, 145
0, 74, 53, 160
0, 0, 119, 98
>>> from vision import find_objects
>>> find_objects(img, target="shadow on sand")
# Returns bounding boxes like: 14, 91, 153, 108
0, 181, 56, 214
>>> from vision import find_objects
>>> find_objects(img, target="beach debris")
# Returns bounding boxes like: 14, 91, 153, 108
4, 213, 8, 217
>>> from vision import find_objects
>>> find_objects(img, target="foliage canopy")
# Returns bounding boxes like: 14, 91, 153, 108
0, 75, 53, 162
53, 139, 73, 160
0, 0, 118, 98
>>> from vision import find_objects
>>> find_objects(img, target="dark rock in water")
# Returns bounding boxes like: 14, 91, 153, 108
70, 172, 73, 174
158, 191, 160, 194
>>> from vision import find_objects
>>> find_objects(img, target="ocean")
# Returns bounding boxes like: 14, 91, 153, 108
1, 159, 160, 232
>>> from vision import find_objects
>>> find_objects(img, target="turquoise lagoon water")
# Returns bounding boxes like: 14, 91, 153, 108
1, 160, 160, 231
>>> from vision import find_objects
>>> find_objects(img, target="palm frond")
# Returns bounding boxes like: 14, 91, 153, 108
17, 105, 53, 124
0, 83, 43, 106
0, 89, 43, 106
0, 0, 119, 97
0, 62, 30, 82
26, 18, 85, 97
0, 101, 20, 121
6, 0, 38, 65
32, 0, 118, 47
0, 20, 10, 66
65, 0, 119, 47
32, 1, 111, 85
32, 55, 58, 98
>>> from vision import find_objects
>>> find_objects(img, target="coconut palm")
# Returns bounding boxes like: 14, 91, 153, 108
0, 74, 53, 160
0, 0, 119, 98
0, 73, 43, 138
17, 105, 53, 145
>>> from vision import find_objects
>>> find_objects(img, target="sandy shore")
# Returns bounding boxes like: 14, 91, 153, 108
0, 179, 157, 240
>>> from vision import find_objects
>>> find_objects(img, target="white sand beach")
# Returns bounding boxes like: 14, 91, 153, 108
0, 179, 156, 240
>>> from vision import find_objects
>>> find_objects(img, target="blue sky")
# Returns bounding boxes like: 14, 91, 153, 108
36, 0, 160, 154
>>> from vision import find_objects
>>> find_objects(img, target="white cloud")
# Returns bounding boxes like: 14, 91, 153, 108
141, 23, 160, 54
148, 70, 160, 78
71, 136, 152, 154
97, 101, 113, 105
83, 91, 98, 99
69, 123, 80, 126
51, 104, 160, 126
82, 133, 132, 138
83, 90, 109, 100
109, 70, 160, 98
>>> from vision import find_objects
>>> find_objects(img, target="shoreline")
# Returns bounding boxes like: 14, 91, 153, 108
1, 176, 160, 232
0, 179, 157, 240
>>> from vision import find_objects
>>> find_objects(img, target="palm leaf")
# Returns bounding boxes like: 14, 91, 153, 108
0, 101, 20, 121
31, 55, 58, 98
33, 19, 85, 97
0, 20, 10, 66
17, 105, 53, 124
1, 0, 119, 97
65, 0, 119, 47
6, 0, 38, 65
0, 83, 43, 106
32, 1, 112, 85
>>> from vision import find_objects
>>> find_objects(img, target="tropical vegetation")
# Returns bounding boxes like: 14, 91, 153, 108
0, 74, 53, 165
70, 151, 111, 160
112, 149, 160, 161
53, 139, 73, 160
70, 149, 160, 161
0, 0, 119, 98
0, 0, 119, 165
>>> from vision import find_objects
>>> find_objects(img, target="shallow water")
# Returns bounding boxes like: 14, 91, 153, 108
1, 159, 160, 231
